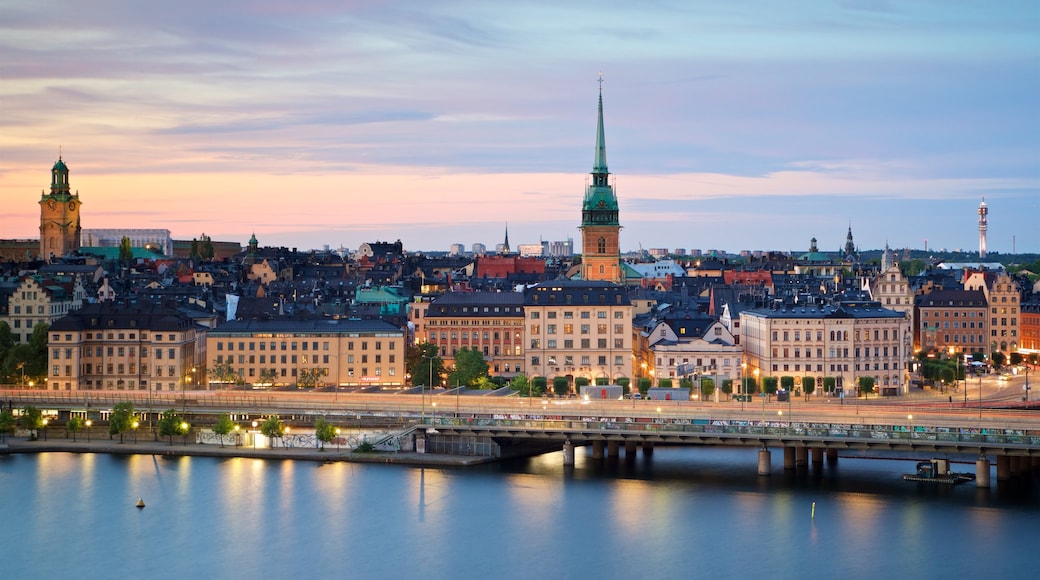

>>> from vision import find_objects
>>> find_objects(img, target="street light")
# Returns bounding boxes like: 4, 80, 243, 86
908, 414, 913, 439
251, 420, 258, 449
85, 419, 92, 442
335, 427, 341, 452
132, 420, 139, 443
180, 421, 189, 446
234, 424, 241, 447
42, 418, 48, 440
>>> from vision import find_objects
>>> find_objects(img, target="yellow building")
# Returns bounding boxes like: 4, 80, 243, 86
39, 156, 82, 259
206, 318, 406, 388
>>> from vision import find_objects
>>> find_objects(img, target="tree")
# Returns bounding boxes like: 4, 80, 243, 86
533, 376, 548, 394
109, 402, 135, 443
802, 377, 816, 399
763, 376, 779, 396
511, 374, 532, 397
991, 351, 1006, 367
575, 376, 591, 389
314, 416, 336, 451
552, 377, 569, 397
721, 379, 733, 398
637, 377, 652, 396
118, 235, 133, 264
208, 360, 241, 387
157, 409, 184, 445
407, 342, 444, 387
780, 376, 795, 392
261, 416, 285, 446
18, 405, 43, 440
1010, 352, 1023, 366
823, 376, 836, 394
67, 416, 84, 442
0, 408, 15, 442
699, 378, 714, 400
858, 376, 876, 398
595, 377, 609, 385
657, 378, 672, 389
213, 413, 235, 448
297, 367, 324, 389
258, 368, 278, 387
742, 376, 758, 396
448, 348, 489, 388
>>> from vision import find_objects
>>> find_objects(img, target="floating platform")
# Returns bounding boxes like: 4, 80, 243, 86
902, 458, 976, 485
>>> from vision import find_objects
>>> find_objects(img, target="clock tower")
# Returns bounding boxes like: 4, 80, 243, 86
39, 155, 82, 260
579, 79, 621, 283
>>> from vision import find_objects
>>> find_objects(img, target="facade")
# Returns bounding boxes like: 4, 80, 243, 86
425, 292, 525, 377
81, 229, 173, 255
3, 275, 85, 344
523, 280, 633, 387
914, 289, 988, 356
206, 318, 406, 388
1021, 302, 1040, 354
579, 84, 621, 283
474, 255, 546, 279
642, 316, 743, 394
964, 271, 1021, 355
47, 301, 204, 392
742, 300, 911, 396
39, 156, 83, 259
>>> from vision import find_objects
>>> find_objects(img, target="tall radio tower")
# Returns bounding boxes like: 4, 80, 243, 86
978, 198, 988, 258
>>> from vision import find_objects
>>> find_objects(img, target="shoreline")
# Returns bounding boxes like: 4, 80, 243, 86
0, 437, 496, 467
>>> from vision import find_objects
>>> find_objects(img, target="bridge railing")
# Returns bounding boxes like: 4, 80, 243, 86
427, 416, 1040, 447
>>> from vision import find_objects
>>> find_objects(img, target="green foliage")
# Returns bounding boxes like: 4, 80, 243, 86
802, 376, 816, 396
448, 347, 489, 387
511, 374, 532, 397
575, 377, 591, 389
532, 376, 547, 393
109, 402, 136, 443
208, 360, 241, 387
314, 416, 337, 451
594, 377, 609, 386
552, 376, 569, 397
637, 377, 652, 394
355, 440, 375, 453
679, 378, 693, 391
0, 408, 16, 436
699, 378, 715, 398
261, 416, 285, 443
67, 416, 84, 441
763, 376, 778, 395
190, 233, 214, 260
258, 368, 278, 387
822, 376, 836, 393
118, 235, 133, 263
407, 343, 445, 387
940, 367, 955, 386
742, 376, 758, 395
991, 351, 1006, 367
157, 409, 185, 445
473, 376, 496, 390
19, 405, 44, 439
972, 351, 987, 363
617, 377, 630, 389
657, 378, 672, 389
213, 413, 235, 447
297, 367, 325, 389
721, 379, 733, 396
1030, 353, 1039, 366
1010, 352, 1023, 366
899, 259, 928, 277
780, 376, 795, 391
858, 376, 876, 397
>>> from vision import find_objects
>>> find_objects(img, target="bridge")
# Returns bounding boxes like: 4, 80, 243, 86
3, 387, 1039, 487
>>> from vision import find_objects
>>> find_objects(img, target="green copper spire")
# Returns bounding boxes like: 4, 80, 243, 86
582, 74, 619, 226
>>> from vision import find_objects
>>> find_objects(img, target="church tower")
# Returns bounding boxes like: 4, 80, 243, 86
580, 78, 621, 283
39, 155, 82, 260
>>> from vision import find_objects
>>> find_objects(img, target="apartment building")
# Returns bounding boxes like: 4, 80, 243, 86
914, 289, 988, 356
742, 299, 910, 396
206, 318, 406, 388
523, 280, 633, 387
47, 300, 204, 391
425, 291, 524, 377
4, 274, 85, 343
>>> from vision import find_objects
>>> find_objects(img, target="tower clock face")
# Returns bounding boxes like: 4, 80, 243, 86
47, 199, 56, 210
68, 201, 76, 210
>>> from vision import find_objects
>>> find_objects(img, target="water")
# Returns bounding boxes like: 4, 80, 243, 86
2, 448, 1036, 579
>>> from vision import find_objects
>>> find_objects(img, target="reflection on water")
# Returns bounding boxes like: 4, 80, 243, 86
1, 447, 1036, 579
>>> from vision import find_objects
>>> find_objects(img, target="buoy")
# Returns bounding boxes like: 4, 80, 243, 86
811, 501, 815, 519
136, 498, 146, 509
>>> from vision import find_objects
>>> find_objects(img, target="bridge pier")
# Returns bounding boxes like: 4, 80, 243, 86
563, 440, 574, 466
826, 449, 838, 464
783, 447, 795, 470
607, 440, 620, 458
758, 448, 771, 476
642, 442, 654, 457
591, 440, 604, 459
625, 441, 637, 457
811, 448, 824, 466
795, 446, 808, 468
996, 455, 1011, 481
975, 456, 991, 488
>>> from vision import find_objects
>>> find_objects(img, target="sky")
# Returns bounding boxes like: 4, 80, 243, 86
1, 0, 1037, 256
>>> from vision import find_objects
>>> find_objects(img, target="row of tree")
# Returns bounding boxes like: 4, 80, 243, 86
0, 323, 49, 386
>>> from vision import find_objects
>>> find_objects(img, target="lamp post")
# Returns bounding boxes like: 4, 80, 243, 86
234, 424, 240, 447
180, 421, 189, 446
42, 418, 48, 440
1025, 367, 1031, 402
85, 419, 92, 443
252, 420, 258, 449
132, 420, 139, 444
335, 427, 341, 452
907, 414, 913, 439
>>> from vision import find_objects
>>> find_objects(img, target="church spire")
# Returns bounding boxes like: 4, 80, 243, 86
503, 223, 510, 255
593, 72, 608, 177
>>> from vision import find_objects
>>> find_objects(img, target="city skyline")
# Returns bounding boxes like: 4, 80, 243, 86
1, 1, 1037, 254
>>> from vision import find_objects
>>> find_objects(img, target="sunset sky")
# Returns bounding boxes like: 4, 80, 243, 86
2, 1, 1037, 255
